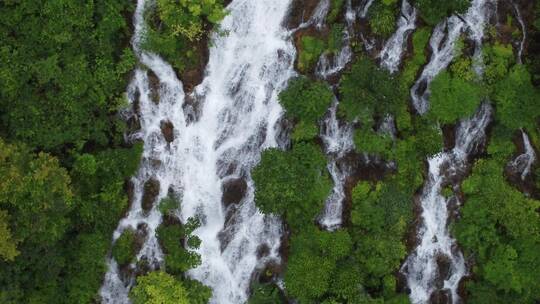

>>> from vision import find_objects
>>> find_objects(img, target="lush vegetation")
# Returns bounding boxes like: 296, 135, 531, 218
412, 0, 470, 25
368, 0, 399, 37
143, 0, 227, 72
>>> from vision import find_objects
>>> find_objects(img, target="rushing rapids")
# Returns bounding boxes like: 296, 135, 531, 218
411, 0, 495, 114
402, 103, 493, 304
101, 0, 296, 303
379, 0, 417, 73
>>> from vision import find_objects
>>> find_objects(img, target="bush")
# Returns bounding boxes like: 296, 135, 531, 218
401, 27, 432, 87
454, 158, 540, 302
429, 71, 483, 123
369, 1, 398, 37
298, 36, 326, 73
112, 229, 136, 266
252, 143, 331, 230
412, 0, 470, 26
130, 271, 189, 304
157, 218, 202, 275
339, 57, 404, 122
284, 226, 352, 302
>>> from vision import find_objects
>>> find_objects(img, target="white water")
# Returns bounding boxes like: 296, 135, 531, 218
411, 0, 494, 114
318, 100, 355, 230
379, 0, 417, 73
359, 0, 375, 18
510, 130, 537, 180
101, 0, 296, 303
512, 1, 526, 64
402, 103, 492, 304
315, 0, 355, 79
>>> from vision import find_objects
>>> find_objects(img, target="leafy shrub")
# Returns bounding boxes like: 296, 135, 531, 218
130, 271, 189, 304
252, 143, 331, 230
401, 27, 432, 87
429, 71, 483, 123
298, 36, 326, 73
412, 0, 470, 25
339, 57, 404, 122
284, 226, 352, 302
112, 229, 136, 266
369, 1, 398, 37
157, 218, 202, 275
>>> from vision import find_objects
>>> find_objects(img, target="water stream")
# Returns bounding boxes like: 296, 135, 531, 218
379, 0, 417, 73
101, 0, 296, 303
402, 103, 492, 304
411, 0, 494, 114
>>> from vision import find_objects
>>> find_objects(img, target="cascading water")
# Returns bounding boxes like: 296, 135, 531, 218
402, 103, 493, 304
101, 0, 296, 303
318, 100, 355, 230
379, 0, 417, 73
512, 1, 526, 64
509, 130, 537, 180
411, 0, 494, 114
315, 0, 355, 79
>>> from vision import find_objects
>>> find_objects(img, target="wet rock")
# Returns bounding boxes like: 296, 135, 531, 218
125, 180, 135, 212
257, 261, 283, 284
148, 70, 160, 104
160, 120, 174, 143
142, 178, 160, 212
256, 244, 270, 259
435, 253, 452, 289
222, 178, 248, 207
135, 223, 148, 251
285, 0, 321, 29
429, 288, 452, 304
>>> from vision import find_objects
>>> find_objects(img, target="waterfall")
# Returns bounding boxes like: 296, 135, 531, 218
101, 0, 296, 303
317, 100, 355, 230
411, 0, 494, 114
512, 1, 526, 64
379, 0, 417, 73
402, 103, 492, 304
509, 130, 537, 180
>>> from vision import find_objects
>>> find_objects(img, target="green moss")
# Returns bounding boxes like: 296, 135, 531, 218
298, 36, 326, 73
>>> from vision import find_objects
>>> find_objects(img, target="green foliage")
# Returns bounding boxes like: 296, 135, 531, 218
483, 43, 515, 85
279, 77, 333, 123
412, 0, 470, 25
0, 0, 136, 149
429, 71, 483, 123
159, 196, 180, 215
284, 226, 352, 303
157, 218, 202, 275
350, 181, 410, 290
0, 139, 73, 246
249, 282, 283, 304
0, 210, 18, 261
339, 57, 404, 122
454, 158, 540, 302
279, 77, 333, 141
327, 25, 345, 55
130, 271, 190, 304
112, 229, 136, 266
491, 65, 540, 130
327, 0, 345, 24
401, 27, 432, 87
252, 143, 331, 230
298, 36, 326, 73
369, 1, 398, 37
143, 0, 226, 72
354, 126, 394, 158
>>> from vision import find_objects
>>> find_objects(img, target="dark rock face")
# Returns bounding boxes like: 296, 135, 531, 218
148, 70, 160, 104
435, 253, 452, 289
429, 289, 452, 304
160, 120, 174, 143
285, 0, 321, 29
142, 178, 160, 212
222, 178, 248, 207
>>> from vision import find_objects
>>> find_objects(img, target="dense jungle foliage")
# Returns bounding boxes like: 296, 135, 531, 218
0, 0, 539, 303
